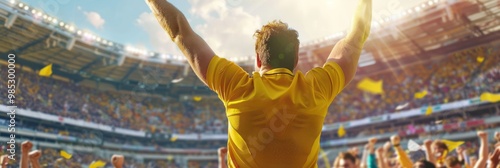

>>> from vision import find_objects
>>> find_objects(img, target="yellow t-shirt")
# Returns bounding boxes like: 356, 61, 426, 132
206, 56, 345, 168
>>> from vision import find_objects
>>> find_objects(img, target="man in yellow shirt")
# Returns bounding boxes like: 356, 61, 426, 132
145, 0, 372, 167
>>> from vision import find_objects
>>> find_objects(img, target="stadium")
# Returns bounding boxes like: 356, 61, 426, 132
0, 0, 499, 167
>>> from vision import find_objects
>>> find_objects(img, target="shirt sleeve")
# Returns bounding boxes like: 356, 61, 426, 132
305, 61, 345, 101
395, 147, 413, 168
367, 154, 377, 168
206, 55, 250, 102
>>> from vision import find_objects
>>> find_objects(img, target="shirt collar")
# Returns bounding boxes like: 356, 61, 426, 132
262, 68, 294, 76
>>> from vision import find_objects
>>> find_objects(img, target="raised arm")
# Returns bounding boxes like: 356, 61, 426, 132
145, 0, 215, 84
375, 147, 388, 168
375, 142, 391, 168
1, 155, 8, 168
366, 138, 378, 168
218, 147, 228, 168
20, 141, 33, 168
474, 131, 488, 168
490, 147, 500, 168
327, 0, 372, 85
28, 150, 41, 168
456, 146, 465, 166
423, 139, 436, 164
390, 135, 413, 168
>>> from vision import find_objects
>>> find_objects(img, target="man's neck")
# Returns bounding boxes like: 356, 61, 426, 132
258, 67, 272, 75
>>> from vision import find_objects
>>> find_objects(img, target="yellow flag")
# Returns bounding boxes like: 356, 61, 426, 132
60, 150, 72, 159
356, 78, 383, 94
480, 92, 500, 103
338, 125, 346, 137
170, 135, 178, 142
441, 140, 464, 152
193, 96, 202, 102
414, 90, 428, 99
476, 56, 484, 63
425, 106, 433, 116
476, 48, 484, 63
89, 160, 106, 168
39, 64, 53, 77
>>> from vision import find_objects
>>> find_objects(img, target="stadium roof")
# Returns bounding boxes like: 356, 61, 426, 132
297, 0, 500, 76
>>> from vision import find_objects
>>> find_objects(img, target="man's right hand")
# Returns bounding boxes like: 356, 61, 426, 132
390, 135, 400, 145
29, 150, 41, 168
349, 147, 359, 156
456, 146, 464, 154
21, 141, 33, 154
218, 147, 227, 157
0, 155, 8, 167
383, 142, 391, 152
21, 141, 33, 168
112, 155, 124, 168
477, 131, 488, 139
424, 139, 433, 147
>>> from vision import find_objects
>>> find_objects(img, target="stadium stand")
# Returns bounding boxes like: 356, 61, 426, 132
0, 44, 498, 136
0, 0, 499, 167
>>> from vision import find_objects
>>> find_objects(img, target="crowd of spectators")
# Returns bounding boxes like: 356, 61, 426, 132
325, 45, 500, 124
0, 67, 227, 135
2, 131, 499, 168
0, 45, 499, 136
320, 131, 500, 168
0, 146, 183, 168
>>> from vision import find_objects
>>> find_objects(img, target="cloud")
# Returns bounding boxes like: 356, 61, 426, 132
188, 0, 261, 57
184, 0, 357, 58
237, 0, 427, 41
138, 0, 428, 57
84, 11, 105, 29
136, 12, 182, 56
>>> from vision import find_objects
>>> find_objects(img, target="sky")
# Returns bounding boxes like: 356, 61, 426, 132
18, 0, 430, 58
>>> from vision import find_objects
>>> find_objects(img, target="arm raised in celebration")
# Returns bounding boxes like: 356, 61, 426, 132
145, 0, 215, 84
327, 0, 372, 85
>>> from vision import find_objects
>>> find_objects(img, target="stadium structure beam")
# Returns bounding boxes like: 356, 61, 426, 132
104, 66, 118, 79
42, 48, 65, 62
427, 30, 500, 56
4, 34, 50, 56
475, 0, 500, 23
4, 13, 18, 29
458, 14, 484, 36
78, 57, 103, 72
120, 63, 140, 83
358, 29, 500, 74
393, 26, 425, 54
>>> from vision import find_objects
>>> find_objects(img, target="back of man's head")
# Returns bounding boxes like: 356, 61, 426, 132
254, 20, 299, 71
